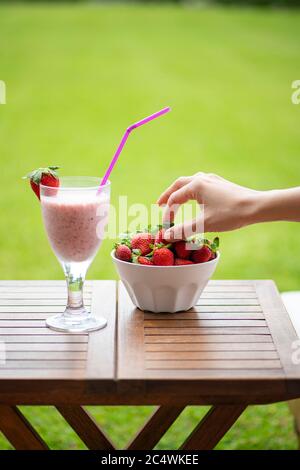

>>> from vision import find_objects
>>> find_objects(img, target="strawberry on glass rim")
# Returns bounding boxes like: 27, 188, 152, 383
23, 166, 60, 200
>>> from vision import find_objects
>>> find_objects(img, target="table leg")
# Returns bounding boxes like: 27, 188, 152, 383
127, 406, 185, 450
0, 405, 48, 450
56, 406, 115, 450
0, 404, 246, 451
180, 405, 246, 450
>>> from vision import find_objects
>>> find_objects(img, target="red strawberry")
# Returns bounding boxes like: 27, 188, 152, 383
154, 228, 167, 245
174, 258, 194, 265
115, 244, 132, 262
174, 241, 192, 259
153, 247, 174, 266
24, 166, 60, 200
138, 256, 153, 266
131, 232, 153, 255
192, 245, 212, 263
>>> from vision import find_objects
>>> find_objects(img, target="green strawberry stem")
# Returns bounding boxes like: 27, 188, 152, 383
23, 166, 60, 183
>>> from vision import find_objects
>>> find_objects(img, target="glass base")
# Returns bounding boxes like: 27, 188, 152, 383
46, 313, 107, 333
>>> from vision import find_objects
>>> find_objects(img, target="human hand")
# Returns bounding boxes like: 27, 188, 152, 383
157, 172, 260, 240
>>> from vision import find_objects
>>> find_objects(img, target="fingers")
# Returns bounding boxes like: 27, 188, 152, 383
162, 183, 194, 224
164, 213, 205, 241
157, 176, 192, 206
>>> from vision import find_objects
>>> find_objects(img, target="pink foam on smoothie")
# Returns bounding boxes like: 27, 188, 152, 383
41, 192, 109, 263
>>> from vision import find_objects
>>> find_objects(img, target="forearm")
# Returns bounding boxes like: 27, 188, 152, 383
248, 187, 300, 224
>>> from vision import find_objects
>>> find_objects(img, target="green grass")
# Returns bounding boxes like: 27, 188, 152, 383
0, 3, 300, 450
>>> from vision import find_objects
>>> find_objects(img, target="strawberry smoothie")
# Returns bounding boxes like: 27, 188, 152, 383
41, 192, 109, 263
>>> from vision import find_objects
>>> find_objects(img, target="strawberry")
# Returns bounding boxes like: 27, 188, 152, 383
138, 256, 153, 266
24, 166, 60, 200
115, 244, 132, 262
131, 232, 153, 256
153, 247, 174, 266
154, 228, 167, 245
174, 258, 194, 265
192, 245, 212, 263
174, 241, 192, 259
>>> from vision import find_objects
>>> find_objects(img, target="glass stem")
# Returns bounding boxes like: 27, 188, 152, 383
63, 261, 89, 317
66, 274, 84, 312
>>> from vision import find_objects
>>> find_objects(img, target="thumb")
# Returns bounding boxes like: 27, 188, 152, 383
164, 213, 204, 241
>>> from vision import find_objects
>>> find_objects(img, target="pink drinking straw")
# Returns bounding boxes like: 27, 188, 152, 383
98, 107, 171, 192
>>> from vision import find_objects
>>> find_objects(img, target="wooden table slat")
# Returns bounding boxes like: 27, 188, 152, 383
0, 335, 88, 343
0, 286, 92, 292
0, 313, 72, 320
0, 328, 88, 335
193, 306, 263, 312
144, 327, 271, 336
196, 299, 260, 306
5, 351, 87, 360
144, 312, 265, 320
0, 300, 92, 306
3, 343, 88, 352
0, 306, 82, 313
145, 360, 282, 370
144, 334, 274, 344
144, 320, 267, 328
200, 293, 258, 299
145, 351, 279, 360
0, 361, 86, 370
0, 320, 62, 327
145, 342, 277, 352
203, 286, 255, 292
0, 293, 91, 300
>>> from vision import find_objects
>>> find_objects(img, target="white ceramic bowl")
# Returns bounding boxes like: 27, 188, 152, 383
111, 250, 220, 313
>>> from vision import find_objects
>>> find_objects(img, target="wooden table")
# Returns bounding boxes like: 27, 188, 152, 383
0, 279, 299, 450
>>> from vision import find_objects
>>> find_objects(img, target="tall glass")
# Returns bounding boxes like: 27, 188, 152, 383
40, 176, 110, 332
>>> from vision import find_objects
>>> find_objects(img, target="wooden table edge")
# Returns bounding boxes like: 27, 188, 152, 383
0, 376, 298, 405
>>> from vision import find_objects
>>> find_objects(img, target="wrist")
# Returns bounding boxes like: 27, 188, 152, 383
237, 190, 264, 226
247, 189, 283, 224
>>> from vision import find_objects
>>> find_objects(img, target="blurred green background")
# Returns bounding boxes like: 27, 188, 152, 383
0, 1, 300, 450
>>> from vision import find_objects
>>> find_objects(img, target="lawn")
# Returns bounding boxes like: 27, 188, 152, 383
0, 2, 300, 450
